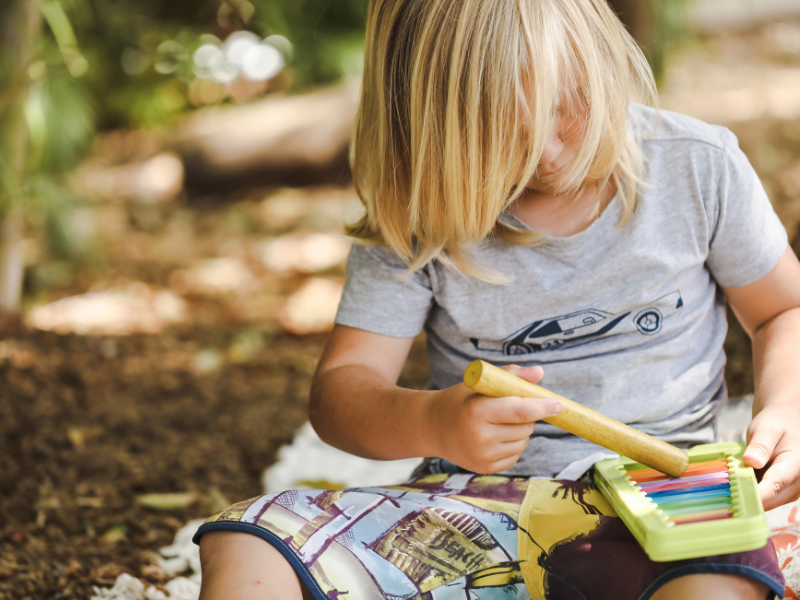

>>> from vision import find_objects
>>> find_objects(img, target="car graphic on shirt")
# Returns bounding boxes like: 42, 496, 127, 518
470, 290, 683, 356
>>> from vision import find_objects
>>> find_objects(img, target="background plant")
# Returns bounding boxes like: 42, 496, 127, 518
0, 0, 684, 315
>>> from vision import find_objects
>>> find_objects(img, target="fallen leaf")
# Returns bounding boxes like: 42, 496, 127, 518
192, 350, 223, 375
207, 487, 230, 513
102, 525, 128, 544
137, 492, 197, 510
67, 427, 86, 449
76, 497, 104, 508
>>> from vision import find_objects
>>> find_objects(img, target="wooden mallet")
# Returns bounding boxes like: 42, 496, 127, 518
463, 359, 689, 478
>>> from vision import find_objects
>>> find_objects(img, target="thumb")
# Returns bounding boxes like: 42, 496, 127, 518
743, 426, 780, 470
501, 364, 544, 385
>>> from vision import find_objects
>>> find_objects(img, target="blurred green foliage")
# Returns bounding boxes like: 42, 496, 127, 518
2, 0, 369, 269
27, 70, 96, 173
0, 0, 370, 302
21, 0, 685, 160
0, 0, 686, 306
254, 0, 368, 86
55, 0, 368, 130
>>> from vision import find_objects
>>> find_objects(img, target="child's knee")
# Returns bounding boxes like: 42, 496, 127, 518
198, 530, 231, 572
198, 531, 310, 600
651, 573, 770, 600
200, 531, 274, 570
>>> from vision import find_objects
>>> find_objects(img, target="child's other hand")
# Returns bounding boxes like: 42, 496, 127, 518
743, 404, 800, 510
424, 365, 563, 474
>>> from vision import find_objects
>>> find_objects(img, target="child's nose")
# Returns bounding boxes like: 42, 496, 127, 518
540, 133, 565, 166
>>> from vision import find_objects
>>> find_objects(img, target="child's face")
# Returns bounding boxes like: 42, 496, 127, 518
523, 108, 588, 193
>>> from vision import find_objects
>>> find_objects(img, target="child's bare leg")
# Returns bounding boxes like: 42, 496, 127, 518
650, 573, 770, 600
199, 531, 314, 600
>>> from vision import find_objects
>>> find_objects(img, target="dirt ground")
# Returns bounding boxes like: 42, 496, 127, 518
0, 327, 430, 599
3, 23, 800, 600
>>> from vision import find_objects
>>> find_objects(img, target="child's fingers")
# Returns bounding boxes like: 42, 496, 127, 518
480, 441, 531, 474
494, 422, 536, 443
743, 424, 782, 469
463, 442, 528, 475
500, 364, 544, 385
492, 456, 524, 473
496, 437, 530, 455
757, 454, 800, 510
761, 477, 800, 511
487, 395, 562, 425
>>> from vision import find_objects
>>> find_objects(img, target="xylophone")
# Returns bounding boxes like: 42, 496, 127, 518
463, 360, 769, 560
594, 442, 768, 561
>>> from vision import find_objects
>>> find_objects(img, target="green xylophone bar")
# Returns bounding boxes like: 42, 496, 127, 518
593, 442, 769, 561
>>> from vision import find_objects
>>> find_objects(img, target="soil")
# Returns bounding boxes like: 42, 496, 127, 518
0, 328, 430, 599
3, 24, 800, 600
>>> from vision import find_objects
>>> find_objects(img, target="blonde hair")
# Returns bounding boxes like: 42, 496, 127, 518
348, 0, 657, 281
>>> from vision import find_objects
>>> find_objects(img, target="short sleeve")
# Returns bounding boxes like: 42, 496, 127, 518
705, 129, 787, 287
334, 244, 434, 337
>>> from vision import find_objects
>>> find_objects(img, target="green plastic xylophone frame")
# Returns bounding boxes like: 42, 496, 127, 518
593, 442, 769, 562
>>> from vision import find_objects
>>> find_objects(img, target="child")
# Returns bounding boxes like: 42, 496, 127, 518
196, 0, 800, 598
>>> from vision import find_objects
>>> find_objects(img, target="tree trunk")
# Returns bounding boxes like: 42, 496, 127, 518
608, 0, 655, 47
608, 0, 686, 82
0, 0, 40, 313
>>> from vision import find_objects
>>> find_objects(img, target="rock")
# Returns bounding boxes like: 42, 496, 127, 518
26, 284, 187, 335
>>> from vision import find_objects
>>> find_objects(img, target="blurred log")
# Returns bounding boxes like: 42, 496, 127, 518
0, 0, 40, 313
174, 81, 360, 192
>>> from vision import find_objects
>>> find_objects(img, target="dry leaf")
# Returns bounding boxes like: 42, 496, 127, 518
137, 492, 197, 510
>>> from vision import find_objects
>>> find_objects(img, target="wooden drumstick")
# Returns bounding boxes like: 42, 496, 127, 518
463, 360, 689, 478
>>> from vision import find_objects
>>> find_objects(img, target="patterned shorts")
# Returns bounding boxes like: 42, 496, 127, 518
193, 473, 784, 600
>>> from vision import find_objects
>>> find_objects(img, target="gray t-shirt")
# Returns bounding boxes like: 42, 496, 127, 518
334, 105, 787, 477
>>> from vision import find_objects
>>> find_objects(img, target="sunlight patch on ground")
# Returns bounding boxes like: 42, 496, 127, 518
258, 232, 351, 273
170, 257, 255, 295
27, 284, 186, 335
73, 152, 184, 203
257, 186, 363, 231
279, 277, 344, 335
661, 21, 800, 123
662, 63, 800, 122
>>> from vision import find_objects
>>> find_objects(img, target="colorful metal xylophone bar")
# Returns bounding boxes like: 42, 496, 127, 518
626, 459, 733, 525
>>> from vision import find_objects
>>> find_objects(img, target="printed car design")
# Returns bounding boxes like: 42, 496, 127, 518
471, 290, 683, 356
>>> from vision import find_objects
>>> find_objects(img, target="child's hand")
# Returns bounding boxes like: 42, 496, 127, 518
743, 404, 800, 510
423, 365, 563, 474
